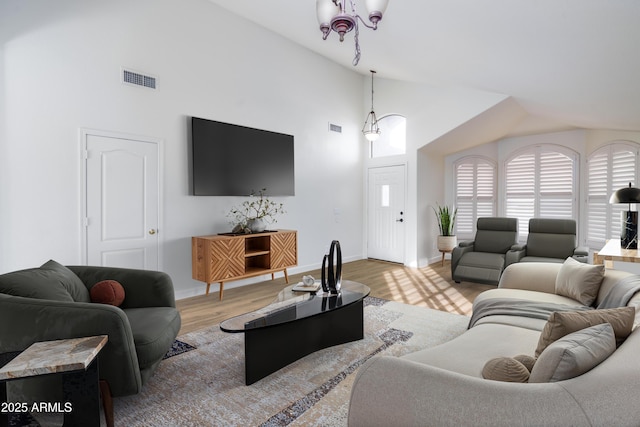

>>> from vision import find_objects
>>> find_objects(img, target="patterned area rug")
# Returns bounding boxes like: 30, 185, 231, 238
114, 297, 469, 426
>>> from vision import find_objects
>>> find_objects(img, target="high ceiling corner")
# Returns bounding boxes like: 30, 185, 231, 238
207, 0, 640, 132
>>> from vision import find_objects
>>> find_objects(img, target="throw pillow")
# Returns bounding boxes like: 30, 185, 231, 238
482, 357, 530, 383
555, 257, 604, 306
0, 267, 73, 302
529, 323, 616, 383
39, 260, 91, 303
535, 306, 635, 357
513, 354, 536, 372
90, 280, 125, 306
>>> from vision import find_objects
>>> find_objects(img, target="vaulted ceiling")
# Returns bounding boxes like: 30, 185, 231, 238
208, 0, 640, 133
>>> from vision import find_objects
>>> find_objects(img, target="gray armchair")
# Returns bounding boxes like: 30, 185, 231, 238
451, 217, 519, 285
506, 218, 588, 266
0, 261, 181, 399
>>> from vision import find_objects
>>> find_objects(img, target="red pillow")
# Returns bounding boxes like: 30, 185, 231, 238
90, 280, 125, 306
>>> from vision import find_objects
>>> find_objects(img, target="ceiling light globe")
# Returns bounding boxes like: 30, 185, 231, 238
316, 0, 340, 28
364, 131, 380, 142
365, 0, 389, 23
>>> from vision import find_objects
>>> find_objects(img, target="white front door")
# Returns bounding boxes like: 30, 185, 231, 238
83, 130, 160, 270
367, 165, 406, 263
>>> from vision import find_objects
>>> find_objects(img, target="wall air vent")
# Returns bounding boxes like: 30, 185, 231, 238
122, 68, 157, 89
329, 123, 342, 133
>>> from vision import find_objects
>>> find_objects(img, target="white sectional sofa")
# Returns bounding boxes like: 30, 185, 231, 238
348, 261, 640, 426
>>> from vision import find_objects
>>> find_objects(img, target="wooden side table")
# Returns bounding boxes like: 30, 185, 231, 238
594, 239, 640, 267
0, 335, 108, 427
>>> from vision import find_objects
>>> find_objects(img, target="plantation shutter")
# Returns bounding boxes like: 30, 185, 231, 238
454, 157, 496, 239
586, 143, 640, 248
505, 146, 577, 241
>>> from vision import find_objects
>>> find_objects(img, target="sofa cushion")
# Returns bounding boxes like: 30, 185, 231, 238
458, 252, 506, 270
555, 257, 604, 306
40, 260, 91, 303
403, 323, 540, 377
124, 307, 181, 369
0, 266, 73, 302
535, 306, 634, 357
482, 357, 530, 382
529, 323, 616, 383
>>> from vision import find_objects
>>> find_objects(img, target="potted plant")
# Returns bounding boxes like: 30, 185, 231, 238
433, 204, 457, 252
228, 188, 285, 233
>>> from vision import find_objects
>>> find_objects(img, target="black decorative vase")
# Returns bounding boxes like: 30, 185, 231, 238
321, 240, 342, 295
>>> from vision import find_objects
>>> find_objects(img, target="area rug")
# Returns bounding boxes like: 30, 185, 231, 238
114, 297, 470, 426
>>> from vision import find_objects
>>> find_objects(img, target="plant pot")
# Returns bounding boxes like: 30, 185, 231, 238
437, 235, 457, 252
248, 218, 267, 233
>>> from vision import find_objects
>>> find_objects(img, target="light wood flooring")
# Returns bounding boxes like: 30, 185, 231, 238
176, 259, 495, 335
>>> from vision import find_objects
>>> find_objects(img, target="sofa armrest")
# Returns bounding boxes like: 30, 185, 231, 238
0, 294, 142, 396
68, 266, 176, 309
348, 356, 591, 427
497, 262, 561, 294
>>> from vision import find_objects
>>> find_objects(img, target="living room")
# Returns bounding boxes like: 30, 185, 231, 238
2, 0, 640, 425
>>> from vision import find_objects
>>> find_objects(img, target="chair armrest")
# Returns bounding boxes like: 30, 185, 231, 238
458, 240, 475, 248
348, 356, 591, 427
68, 266, 176, 308
0, 294, 142, 396
572, 246, 589, 263
505, 245, 526, 266
451, 243, 474, 275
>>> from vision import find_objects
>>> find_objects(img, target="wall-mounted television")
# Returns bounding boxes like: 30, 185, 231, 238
191, 117, 295, 196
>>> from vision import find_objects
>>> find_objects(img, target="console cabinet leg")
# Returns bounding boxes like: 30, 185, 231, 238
219, 282, 224, 300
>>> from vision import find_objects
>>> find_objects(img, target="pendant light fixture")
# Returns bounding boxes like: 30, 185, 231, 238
316, 0, 390, 66
362, 70, 380, 142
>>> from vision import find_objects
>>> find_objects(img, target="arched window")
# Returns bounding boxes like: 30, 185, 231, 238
454, 157, 497, 239
586, 141, 640, 248
370, 114, 406, 158
504, 145, 578, 241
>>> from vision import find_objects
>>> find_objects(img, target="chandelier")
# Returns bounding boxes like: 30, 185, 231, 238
362, 70, 380, 142
316, 0, 389, 66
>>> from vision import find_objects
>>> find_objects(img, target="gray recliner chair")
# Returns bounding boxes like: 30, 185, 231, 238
506, 218, 588, 266
451, 217, 519, 285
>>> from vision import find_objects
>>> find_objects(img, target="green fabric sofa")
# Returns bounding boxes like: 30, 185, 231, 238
0, 260, 181, 398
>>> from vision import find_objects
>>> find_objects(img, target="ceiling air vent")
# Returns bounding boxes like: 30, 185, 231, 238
122, 68, 156, 89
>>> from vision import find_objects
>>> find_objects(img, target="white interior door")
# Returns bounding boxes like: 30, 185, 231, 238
83, 131, 160, 270
367, 165, 406, 263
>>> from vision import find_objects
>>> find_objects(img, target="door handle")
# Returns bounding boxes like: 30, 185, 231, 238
396, 218, 404, 222
149, 229, 157, 235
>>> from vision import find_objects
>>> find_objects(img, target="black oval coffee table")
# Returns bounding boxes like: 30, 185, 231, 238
220, 280, 370, 385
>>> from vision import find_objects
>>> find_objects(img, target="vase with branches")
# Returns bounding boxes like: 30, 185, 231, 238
228, 189, 285, 234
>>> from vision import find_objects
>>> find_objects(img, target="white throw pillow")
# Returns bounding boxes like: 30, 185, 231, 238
529, 323, 616, 383
555, 257, 604, 306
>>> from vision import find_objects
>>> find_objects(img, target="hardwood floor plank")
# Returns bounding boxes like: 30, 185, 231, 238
176, 259, 495, 335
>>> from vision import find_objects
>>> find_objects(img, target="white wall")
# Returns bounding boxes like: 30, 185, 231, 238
366, 78, 510, 267
0, 0, 366, 299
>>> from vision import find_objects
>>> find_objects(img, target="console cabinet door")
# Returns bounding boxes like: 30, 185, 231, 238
270, 231, 297, 269
209, 237, 245, 281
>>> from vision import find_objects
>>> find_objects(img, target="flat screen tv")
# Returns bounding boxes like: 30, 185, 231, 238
191, 117, 295, 196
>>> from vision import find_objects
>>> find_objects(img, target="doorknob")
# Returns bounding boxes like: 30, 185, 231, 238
149, 229, 157, 235
396, 218, 404, 223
